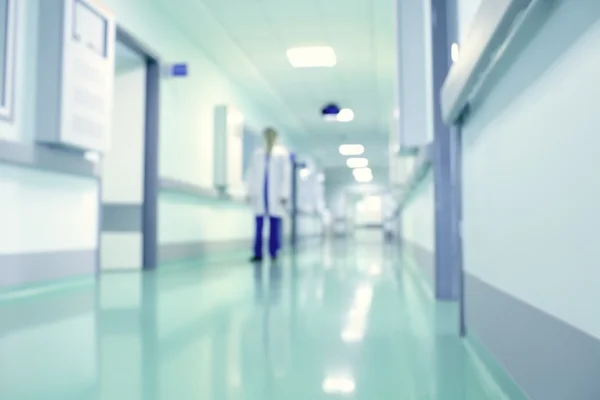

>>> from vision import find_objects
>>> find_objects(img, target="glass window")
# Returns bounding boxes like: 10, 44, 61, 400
0, 0, 16, 120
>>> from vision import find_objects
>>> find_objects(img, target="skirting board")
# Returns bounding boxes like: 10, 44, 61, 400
465, 274, 600, 400
0, 250, 96, 288
159, 240, 250, 264
401, 240, 435, 285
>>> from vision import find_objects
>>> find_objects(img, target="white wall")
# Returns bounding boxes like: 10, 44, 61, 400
102, 43, 146, 205
159, 194, 254, 244
101, 1, 277, 187
462, 1, 600, 340
0, 166, 98, 254
0, 0, 290, 288
101, 1, 276, 249
456, 0, 483, 45
401, 172, 435, 253
101, 43, 146, 271
0, 0, 98, 285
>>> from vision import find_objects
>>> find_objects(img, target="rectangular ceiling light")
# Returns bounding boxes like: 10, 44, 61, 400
286, 46, 337, 68
337, 108, 354, 122
339, 144, 364, 156
353, 167, 373, 183
346, 157, 368, 169
323, 108, 354, 123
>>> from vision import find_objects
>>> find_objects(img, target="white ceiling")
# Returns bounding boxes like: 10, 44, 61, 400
152, 0, 397, 169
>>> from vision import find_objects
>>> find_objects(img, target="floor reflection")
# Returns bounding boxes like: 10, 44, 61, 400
0, 239, 525, 400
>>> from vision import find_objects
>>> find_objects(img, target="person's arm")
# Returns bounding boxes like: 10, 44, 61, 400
280, 152, 292, 206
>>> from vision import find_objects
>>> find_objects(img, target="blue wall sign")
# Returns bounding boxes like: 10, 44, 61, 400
170, 63, 188, 77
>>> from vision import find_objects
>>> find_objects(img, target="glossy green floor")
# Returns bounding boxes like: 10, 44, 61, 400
0, 239, 525, 399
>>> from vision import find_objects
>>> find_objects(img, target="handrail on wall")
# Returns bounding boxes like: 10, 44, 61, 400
396, 144, 433, 210
159, 177, 246, 204
440, 0, 553, 124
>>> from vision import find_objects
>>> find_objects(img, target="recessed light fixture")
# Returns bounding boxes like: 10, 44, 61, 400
353, 167, 373, 183
339, 144, 364, 156
287, 46, 337, 68
337, 108, 354, 122
346, 157, 368, 169
322, 376, 356, 394
323, 109, 354, 123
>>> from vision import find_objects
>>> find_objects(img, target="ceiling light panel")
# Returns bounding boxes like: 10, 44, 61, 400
336, 108, 354, 122
346, 158, 369, 168
286, 46, 337, 68
339, 144, 364, 156
353, 167, 373, 183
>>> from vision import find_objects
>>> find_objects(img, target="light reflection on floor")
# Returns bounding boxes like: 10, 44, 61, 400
0, 238, 526, 399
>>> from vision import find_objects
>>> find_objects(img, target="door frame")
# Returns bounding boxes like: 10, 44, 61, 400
451, 123, 465, 336
95, 27, 162, 400
97, 26, 161, 272
443, 1, 466, 338
431, 0, 465, 336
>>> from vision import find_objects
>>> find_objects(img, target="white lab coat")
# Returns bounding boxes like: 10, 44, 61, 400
245, 145, 292, 217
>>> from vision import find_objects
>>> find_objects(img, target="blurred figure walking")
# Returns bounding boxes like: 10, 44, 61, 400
245, 127, 291, 262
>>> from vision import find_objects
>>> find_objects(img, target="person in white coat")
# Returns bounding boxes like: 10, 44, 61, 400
246, 127, 292, 262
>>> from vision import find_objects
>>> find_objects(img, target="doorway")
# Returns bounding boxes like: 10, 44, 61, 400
99, 27, 160, 271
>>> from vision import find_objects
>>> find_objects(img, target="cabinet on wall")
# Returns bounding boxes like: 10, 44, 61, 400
36, 0, 116, 153
213, 105, 245, 195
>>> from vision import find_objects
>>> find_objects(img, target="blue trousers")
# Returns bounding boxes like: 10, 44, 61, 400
253, 216, 282, 258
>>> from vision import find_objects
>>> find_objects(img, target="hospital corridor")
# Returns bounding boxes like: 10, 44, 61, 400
0, 240, 524, 400
1, 0, 599, 399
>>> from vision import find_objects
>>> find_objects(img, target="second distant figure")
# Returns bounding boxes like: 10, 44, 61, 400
245, 127, 292, 262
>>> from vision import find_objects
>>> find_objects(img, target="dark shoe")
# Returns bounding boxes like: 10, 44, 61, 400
250, 256, 263, 263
